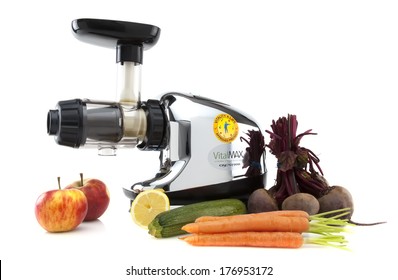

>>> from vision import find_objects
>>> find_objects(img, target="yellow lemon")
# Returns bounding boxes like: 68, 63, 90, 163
130, 189, 170, 229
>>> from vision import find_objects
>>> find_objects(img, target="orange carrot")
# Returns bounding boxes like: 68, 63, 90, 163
195, 210, 309, 223
180, 232, 303, 248
181, 208, 353, 250
182, 215, 309, 234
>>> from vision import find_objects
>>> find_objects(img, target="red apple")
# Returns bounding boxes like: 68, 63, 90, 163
35, 178, 88, 232
66, 173, 110, 221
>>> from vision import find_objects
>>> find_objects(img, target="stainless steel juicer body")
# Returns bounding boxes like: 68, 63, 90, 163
124, 92, 267, 204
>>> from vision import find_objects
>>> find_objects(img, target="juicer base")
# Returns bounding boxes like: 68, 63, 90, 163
123, 174, 266, 206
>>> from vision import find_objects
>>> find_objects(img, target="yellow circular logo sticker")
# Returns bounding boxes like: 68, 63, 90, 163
213, 114, 239, 143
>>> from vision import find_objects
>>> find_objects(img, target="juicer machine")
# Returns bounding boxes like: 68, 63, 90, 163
47, 18, 267, 205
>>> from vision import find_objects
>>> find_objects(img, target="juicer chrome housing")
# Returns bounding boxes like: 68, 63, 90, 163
124, 92, 267, 204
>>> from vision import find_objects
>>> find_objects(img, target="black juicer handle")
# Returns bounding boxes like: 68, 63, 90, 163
72, 18, 161, 64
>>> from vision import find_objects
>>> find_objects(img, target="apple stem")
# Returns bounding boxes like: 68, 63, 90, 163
57, 177, 61, 190
80, 173, 84, 186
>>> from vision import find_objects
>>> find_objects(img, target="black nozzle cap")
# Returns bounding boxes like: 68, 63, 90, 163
47, 110, 59, 135
47, 99, 85, 148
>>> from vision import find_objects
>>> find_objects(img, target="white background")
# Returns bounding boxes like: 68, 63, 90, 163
1, 0, 397, 279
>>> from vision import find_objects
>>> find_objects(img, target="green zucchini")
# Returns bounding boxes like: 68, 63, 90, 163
148, 198, 246, 238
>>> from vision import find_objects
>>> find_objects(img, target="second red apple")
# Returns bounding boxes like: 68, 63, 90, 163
66, 174, 110, 221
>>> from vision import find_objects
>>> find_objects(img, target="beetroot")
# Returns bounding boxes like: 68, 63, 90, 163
282, 193, 320, 215
247, 188, 278, 213
264, 115, 385, 226
265, 114, 330, 205
318, 186, 354, 219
